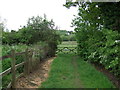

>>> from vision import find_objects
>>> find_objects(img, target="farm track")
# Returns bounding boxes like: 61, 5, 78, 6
71, 56, 83, 88
16, 57, 56, 88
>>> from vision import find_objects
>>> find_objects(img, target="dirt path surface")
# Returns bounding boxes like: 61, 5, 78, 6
16, 57, 56, 88
71, 56, 84, 88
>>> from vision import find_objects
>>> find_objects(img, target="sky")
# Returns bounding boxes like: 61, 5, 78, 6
0, 0, 78, 31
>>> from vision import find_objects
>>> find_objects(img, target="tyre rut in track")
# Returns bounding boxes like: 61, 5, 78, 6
71, 56, 84, 88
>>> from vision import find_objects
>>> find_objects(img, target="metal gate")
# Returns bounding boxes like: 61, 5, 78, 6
56, 47, 77, 54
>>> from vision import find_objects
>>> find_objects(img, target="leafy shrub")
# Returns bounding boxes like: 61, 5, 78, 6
64, 1, 120, 79
76, 28, 120, 77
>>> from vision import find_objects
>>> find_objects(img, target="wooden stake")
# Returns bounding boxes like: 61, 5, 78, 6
11, 49, 16, 88
24, 48, 29, 75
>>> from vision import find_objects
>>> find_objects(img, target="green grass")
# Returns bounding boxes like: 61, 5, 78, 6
40, 54, 115, 88
57, 41, 77, 54
76, 57, 115, 88
58, 41, 77, 48
40, 54, 77, 88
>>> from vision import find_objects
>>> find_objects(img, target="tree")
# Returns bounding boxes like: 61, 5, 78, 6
64, 1, 120, 77
26, 15, 57, 42
2, 15, 61, 50
0, 17, 5, 31
0, 17, 7, 45
64, 1, 120, 33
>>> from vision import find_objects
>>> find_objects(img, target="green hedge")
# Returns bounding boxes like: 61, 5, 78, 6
76, 29, 120, 78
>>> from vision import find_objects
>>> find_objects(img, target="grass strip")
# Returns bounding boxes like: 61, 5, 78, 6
40, 54, 115, 88
75, 56, 115, 88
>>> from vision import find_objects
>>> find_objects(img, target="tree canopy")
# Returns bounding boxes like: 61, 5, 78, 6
2, 15, 61, 45
64, 1, 120, 33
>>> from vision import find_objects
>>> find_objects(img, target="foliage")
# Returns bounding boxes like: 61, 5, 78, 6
56, 30, 76, 41
1, 41, 58, 88
0, 17, 6, 31
2, 44, 27, 71
64, 1, 120, 33
1, 44, 28, 88
2, 15, 61, 46
2, 15, 61, 57
1, 14, 62, 88
76, 28, 120, 76
64, 1, 120, 78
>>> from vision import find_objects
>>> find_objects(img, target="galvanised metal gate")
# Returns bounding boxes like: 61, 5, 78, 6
56, 47, 77, 54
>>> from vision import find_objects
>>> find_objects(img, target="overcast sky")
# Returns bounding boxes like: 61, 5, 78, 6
0, 0, 78, 31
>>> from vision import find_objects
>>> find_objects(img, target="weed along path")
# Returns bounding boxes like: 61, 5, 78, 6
16, 57, 56, 88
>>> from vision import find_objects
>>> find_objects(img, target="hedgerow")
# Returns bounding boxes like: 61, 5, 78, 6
64, 1, 120, 79
76, 28, 120, 77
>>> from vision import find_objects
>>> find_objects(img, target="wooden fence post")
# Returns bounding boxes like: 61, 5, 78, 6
28, 49, 30, 74
31, 49, 33, 71
32, 49, 34, 69
11, 49, 16, 88
24, 48, 29, 75
39, 49, 41, 62
29, 49, 33, 72
36, 50, 39, 68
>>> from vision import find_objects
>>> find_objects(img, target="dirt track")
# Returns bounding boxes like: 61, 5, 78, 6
16, 57, 56, 88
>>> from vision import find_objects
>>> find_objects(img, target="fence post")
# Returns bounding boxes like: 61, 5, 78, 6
11, 49, 16, 88
31, 49, 34, 71
29, 49, 33, 72
24, 48, 29, 75
32, 49, 35, 69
